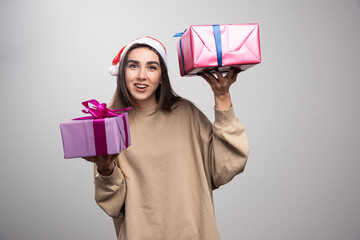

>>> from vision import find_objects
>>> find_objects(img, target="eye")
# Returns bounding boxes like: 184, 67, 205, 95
148, 65, 158, 71
128, 63, 138, 69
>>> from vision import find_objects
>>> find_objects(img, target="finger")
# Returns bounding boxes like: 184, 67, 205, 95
110, 154, 119, 161
225, 67, 235, 79
198, 72, 209, 81
230, 68, 242, 82
204, 71, 221, 87
101, 154, 119, 164
199, 72, 213, 84
232, 69, 241, 81
200, 73, 215, 88
229, 67, 242, 83
214, 69, 223, 81
198, 72, 207, 80
102, 155, 114, 163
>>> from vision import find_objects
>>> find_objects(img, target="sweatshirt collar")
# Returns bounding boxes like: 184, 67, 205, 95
133, 104, 158, 117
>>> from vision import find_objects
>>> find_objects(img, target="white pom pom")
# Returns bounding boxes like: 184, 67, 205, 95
108, 64, 119, 76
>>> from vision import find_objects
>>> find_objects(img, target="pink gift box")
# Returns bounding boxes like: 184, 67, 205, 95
175, 24, 261, 76
60, 100, 131, 159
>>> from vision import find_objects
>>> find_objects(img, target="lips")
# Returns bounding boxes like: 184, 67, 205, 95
134, 83, 149, 91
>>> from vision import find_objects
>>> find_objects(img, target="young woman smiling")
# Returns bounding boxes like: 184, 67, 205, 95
84, 36, 249, 240
124, 47, 163, 110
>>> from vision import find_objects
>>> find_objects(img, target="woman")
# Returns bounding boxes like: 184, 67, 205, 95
84, 36, 249, 240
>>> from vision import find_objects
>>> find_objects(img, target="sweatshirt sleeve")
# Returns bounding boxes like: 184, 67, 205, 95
94, 162, 126, 218
209, 106, 250, 189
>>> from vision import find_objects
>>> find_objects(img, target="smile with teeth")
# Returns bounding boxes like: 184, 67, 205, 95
135, 84, 148, 89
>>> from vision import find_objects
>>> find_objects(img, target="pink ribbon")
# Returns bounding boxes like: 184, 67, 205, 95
73, 99, 131, 156
73, 99, 131, 120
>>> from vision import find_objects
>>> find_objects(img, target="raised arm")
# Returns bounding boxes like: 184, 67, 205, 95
199, 67, 241, 110
198, 68, 249, 188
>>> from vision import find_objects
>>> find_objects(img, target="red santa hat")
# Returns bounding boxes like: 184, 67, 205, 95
108, 36, 167, 76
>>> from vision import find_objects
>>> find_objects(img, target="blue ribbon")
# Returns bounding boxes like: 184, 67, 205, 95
173, 32, 184, 37
212, 25, 222, 67
179, 39, 186, 75
173, 30, 187, 75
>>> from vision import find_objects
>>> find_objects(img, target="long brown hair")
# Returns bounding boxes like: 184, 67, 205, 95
109, 43, 181, 111
109, 43, 181, 179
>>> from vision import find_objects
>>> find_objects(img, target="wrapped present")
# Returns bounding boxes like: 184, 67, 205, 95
60, 100, 131, 159
174, 24, 261, 76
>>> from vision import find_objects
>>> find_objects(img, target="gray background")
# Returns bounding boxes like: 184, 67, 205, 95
1, 0, 359, 239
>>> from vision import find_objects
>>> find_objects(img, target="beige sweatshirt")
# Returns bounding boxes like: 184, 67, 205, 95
94, 100, 249, 240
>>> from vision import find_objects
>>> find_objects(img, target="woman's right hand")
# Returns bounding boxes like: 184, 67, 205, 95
83, 154, 119, 176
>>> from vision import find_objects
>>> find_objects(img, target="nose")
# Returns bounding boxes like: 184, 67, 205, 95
137, 67, 146, 80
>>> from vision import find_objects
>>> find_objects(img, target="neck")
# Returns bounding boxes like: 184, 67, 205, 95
133, 100, 157, 111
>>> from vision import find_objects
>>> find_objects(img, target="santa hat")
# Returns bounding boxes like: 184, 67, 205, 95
108, 36, 167, 76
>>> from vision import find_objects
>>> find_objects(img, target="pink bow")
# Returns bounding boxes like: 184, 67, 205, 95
73, 99, 131, 120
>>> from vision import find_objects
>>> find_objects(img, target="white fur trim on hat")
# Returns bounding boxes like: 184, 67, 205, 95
108, 36, 167, 76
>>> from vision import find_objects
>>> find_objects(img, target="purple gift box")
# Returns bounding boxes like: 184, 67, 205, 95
60, 100, 131, 159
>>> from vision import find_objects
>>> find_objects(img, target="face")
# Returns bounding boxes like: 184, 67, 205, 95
125, 47, 162, 110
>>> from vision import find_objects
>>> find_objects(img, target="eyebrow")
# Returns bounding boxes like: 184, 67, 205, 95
127, 60, 160, 66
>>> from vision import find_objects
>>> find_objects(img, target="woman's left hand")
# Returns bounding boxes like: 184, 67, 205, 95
199, 67, 241, 110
